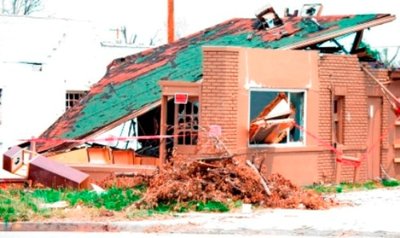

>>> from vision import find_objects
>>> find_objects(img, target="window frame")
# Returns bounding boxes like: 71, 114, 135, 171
65, 90, 88, 111
333, 95, 345, 145
248, 88, 307, 148
174, 96, 199, 146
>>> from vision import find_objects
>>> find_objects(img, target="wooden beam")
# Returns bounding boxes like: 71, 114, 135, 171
246, 160, 271, 196
362, 66, 398, 101
350, 30, 364, 53
159, 96, 168, 167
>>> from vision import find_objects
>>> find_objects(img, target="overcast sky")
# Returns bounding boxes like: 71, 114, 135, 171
38, 0, 400, 50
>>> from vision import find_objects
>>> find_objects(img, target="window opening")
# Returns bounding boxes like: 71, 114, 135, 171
66, 90, 88, 110
175, 97, 199, 146
249, 90, 305, 145
334, 96, 345, 145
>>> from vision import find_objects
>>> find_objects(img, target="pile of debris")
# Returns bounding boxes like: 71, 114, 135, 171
142, 158, 333, 210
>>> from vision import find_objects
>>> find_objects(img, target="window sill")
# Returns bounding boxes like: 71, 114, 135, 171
249, 145, 325, 153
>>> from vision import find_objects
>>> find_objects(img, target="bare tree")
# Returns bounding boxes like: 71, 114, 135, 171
1, 0, 42, 15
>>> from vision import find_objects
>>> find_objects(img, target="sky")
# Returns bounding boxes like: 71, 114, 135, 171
36, 0, 400, 54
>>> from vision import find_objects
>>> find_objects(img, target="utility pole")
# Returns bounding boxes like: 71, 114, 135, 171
168, 0, 174, 43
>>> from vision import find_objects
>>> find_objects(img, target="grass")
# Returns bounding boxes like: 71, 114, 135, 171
2, 178, 399, 222
0, 186, 143, 222
0, 189, 50, 222
196, 201, 229, 212
0, 185, 232, 222
306, 178, 400, 194
381, 179, 400, 187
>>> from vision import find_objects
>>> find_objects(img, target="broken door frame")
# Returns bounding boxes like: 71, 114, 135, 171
159, 81, 201, 165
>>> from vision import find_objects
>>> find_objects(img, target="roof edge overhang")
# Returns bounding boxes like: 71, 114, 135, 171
281, 14, 396, 50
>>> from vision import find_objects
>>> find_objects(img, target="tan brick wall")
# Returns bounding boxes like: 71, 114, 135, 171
197, 47, 396, 184
198, 48, 240, 155
318, 55, 391, 182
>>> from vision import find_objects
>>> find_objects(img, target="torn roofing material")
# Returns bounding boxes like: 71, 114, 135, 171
37, 14, 395, 153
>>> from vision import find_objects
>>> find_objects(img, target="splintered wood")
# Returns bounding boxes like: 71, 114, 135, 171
142, 159, 333, 209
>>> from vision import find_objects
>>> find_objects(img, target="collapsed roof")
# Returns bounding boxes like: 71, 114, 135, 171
37, 13, 395, 153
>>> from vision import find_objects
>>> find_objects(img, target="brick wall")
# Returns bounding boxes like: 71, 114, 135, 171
318, 54, 391, 182
198, 47, 395, 184
198, 48, 240, 155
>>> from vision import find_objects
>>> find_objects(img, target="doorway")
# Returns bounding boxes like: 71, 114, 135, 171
367, 97, 382, 179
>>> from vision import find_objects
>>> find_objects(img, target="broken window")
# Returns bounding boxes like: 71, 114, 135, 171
174, 97, 199, 146
249, 90, 305, 146
65, 90, 88, 110
333, 96, 345, 145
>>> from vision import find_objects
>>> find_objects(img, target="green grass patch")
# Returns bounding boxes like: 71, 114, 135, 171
196, 201, 229, 212
66, 187, 141, 211
362, 181, 377, 190
0, 189, 49, 222
381, 179, 400, 187
306, 179, 400, 194
304, 184, 337, 194
33, 189, 63, 203
0, 187, 144, 221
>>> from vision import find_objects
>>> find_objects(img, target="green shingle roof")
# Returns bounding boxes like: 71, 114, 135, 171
38, 14, 393, 152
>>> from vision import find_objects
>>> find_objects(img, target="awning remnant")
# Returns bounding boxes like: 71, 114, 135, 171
249, 93, 295, 144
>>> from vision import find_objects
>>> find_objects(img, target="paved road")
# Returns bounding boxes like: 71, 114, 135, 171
1, 187, 400, 237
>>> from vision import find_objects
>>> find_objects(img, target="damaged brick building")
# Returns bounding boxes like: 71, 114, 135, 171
4, 5, 400, 186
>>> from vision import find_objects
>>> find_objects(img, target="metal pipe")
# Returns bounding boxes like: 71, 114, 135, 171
168, 0, 174, 43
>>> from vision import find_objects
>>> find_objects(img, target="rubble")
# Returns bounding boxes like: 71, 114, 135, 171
142, 158, 333, 210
